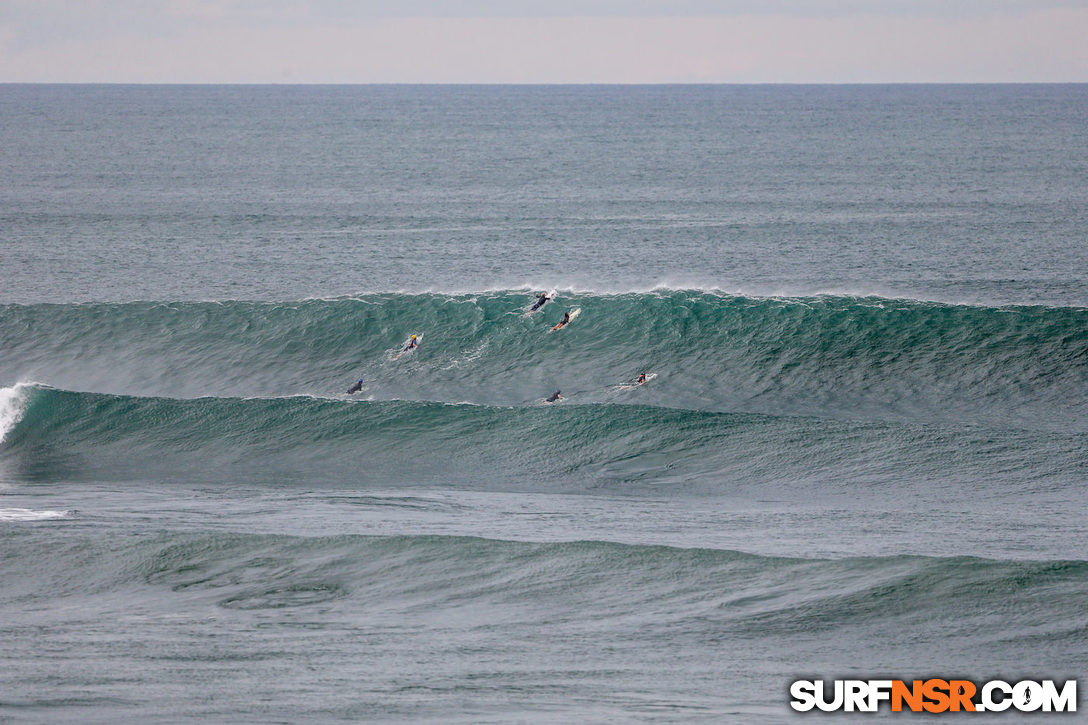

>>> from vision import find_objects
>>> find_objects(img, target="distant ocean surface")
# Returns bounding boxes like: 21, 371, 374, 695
1, 84, 1086, 722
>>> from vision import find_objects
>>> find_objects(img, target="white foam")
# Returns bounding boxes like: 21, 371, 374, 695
0, 508, 72, 522
0, 383, 31, 445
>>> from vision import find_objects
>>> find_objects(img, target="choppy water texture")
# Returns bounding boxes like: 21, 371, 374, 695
2, 85, 1087, 723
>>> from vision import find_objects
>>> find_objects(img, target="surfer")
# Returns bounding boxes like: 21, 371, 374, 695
614, 372, 651, 391
551, 310, 572, 331
544, 390, 562, 403
530, 292, 550, 312
346, 379, 364, 394
394, 333, 422, 360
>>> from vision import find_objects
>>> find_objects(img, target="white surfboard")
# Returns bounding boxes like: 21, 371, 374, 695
549, 307, 581, 332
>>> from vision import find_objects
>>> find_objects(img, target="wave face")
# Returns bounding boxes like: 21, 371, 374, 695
1, 529, 1084, 719
6, 529, 1084, 628
3, 291, 1087, 429
3, 291, 1087, 491
4, 291, 1083, 487
2, 390, 1085, 496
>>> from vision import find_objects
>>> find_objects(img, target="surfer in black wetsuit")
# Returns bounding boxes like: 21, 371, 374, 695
530, 292, 550, 312
403, 334, 419, 351
545, 390, 562, 403
636, 373, 647, 385
346, 379, 364, 394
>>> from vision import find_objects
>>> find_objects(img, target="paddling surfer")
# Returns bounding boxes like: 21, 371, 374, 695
530, 292, 550, 312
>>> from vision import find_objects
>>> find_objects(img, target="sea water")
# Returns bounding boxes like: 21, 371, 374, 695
1, 84, 1086, 722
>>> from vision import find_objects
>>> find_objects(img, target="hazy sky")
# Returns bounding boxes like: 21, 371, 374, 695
2, 0, 1087, 83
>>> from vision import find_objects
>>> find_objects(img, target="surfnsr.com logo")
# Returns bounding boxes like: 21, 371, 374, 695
790, 679, 1077, 713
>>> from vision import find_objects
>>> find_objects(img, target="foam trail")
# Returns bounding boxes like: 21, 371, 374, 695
0, 508, 71, 522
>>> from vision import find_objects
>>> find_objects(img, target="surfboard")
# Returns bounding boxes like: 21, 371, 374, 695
393, 332, 423, 360
523, 289, 557, 317
549, 307, 581, 332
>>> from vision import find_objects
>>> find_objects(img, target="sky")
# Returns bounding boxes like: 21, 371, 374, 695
2, 0, 1087, 83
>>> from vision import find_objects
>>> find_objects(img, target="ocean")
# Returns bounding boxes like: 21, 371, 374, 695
1, 84, 1086, 722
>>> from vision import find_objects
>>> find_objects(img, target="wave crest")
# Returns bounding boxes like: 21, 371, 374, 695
0, 383, 32, 445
